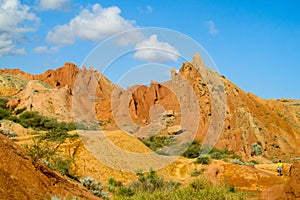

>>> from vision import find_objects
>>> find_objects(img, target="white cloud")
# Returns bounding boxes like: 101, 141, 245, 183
47, 24, 75, 45
46, 4, 136, 45
134, 35, 179, 62
207, 20, 218, 35
0, 33, 25, 56
0, 0, 39, 56
114, 29, 144, 46
34, 45, 59, 53
0, 0, 38, 33
40, 0, 69, 10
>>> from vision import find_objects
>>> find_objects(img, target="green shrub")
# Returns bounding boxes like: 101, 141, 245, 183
48, 154, 73, 175
190, 168, 204, 177
108, 170, 179, 198
195, 156, 211, 165
50, 195, 80, 200
113, 177, 244, 200
140, 136, 174, 152
251, 143, 262, 156
182, 141, 201, 158
223, 147, 235, 155
24, 139, 57, 162
211, 152, 224, 160
230, 159, 245, 165
39, 129, 78, 143
117, 186, 135, 197
0, 107, 11, 120
108, 177, 122, 187
108, 177, 122, 193
7, 115, 19, 123
229, 153, 243, 160
228, 185, 236, 193
248, 160, 259, 165
24, 139, 74, 176
189, 178, 210, 190
74, 122, 89, 130
14, 107, 27, 115
129, 169, 180, 194
209, 147, 224, 154
0, 97, 9, 109
79, 177, 108, 198
133, 169, 165, 193
0, 129, 18, 138
18, 111, 76, 131
19, 111, 40, 127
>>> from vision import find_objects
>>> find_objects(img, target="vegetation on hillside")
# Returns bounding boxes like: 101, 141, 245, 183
0, 97, 79, 177
79, 176, 108, 198
140, 136, 174, 153
140, 137, 247, 165
108, 169, 244, 200
0, 97, 12, 120
24, 139, 74, 176
0, 97, 77, 132
23, 121, 78, 176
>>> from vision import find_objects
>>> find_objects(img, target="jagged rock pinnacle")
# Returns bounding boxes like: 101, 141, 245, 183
192, 53, 204, 67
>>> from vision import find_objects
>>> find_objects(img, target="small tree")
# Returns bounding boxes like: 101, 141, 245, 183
24, 139, 73, 176
24, 139, 56, 162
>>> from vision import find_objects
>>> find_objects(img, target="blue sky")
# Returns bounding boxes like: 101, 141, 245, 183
0, 0, 299, 99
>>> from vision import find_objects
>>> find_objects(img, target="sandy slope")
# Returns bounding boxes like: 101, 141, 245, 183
0, 134, 100, 200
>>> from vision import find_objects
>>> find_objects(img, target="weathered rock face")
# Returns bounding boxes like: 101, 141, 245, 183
128, 83, 180, 121
116, 53, 300, 162
0, 62, 79, 89
217, 78, 300, 162
1, 63, 115, 122
0, 74, 28, 96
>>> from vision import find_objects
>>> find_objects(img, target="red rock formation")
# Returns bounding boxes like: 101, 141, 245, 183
0, 62, 79, 89
6, 99, 21, 108
2, 54, 300, 162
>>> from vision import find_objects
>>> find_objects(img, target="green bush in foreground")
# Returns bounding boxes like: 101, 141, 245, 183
130, 169, 179, 193
24, 138, 74, 176
114, 177, 244, 200
24, 139, 56, 162
110, 170, 244, 200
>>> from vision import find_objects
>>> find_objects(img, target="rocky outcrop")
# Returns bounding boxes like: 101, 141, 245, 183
0, 62, 79, 89
0, 73, 28, 96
